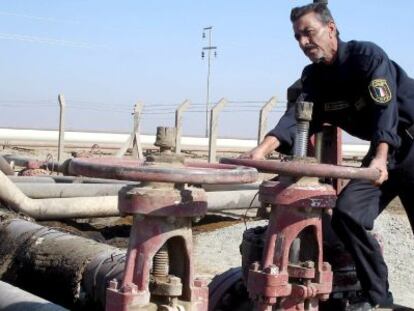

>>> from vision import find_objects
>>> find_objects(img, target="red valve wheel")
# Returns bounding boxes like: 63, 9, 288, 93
66, 157, 258, 184
220, 157, 380, 182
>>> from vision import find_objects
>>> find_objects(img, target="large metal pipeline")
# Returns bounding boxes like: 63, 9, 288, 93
0, 203, 262, 310
13, 182, 260, 210
0, 219, 125, 310
15, 183, 125, 198
0, 281, 69, 311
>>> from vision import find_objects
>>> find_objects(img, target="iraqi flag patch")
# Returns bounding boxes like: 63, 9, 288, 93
368, 79, 392, 105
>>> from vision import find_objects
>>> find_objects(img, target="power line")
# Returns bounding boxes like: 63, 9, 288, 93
202, 26, 218, 137
0, 32, 108, 49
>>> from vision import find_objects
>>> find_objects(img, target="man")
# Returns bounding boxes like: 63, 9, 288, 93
243, 3, 414, 311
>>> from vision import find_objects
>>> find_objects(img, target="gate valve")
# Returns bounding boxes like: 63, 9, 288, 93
218, 156, 379, 311
65, 126, 258, 311
210, 98, 378, 311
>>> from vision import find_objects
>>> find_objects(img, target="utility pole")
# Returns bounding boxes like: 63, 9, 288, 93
202, 26, 217, 137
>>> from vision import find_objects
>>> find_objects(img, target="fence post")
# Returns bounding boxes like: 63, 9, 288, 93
257, 96, 277, 145
131, 102, 144, 159
116, 101, 144, 159
175, 99, 191, 153
57, 94, 66, 163
208, 98, 227, 163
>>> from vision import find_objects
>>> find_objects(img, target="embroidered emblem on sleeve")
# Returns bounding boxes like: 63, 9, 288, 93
368, 79, 392, 105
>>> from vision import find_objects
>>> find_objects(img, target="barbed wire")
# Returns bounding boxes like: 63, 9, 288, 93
66, 106, 130, 113
0, 104, 56, 108
227, 100, 267, 104
0, 98, 289, 115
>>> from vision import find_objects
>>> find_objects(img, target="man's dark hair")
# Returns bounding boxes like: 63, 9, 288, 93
290, 3, 340, 37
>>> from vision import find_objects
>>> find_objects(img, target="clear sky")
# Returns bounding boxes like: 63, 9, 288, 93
0, 1, 413, 142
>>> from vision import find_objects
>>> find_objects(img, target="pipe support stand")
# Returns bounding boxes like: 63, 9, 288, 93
246, 177, 334, 310
107, 184, 208, 311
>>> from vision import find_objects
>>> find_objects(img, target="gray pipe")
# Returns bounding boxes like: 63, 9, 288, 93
9, 176, 56, 183
15, 183, 125, 198
206, 189, 260, 211
0, 169, 119, 220
14, 182, 261, 206
12, 178, 260, 211
0, 281, 69, 311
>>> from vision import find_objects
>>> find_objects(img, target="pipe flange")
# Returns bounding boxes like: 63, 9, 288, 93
150, 275, 183, 297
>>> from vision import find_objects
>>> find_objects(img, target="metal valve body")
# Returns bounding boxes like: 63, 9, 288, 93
67, 127, 258, 311
106, 127, 209, 311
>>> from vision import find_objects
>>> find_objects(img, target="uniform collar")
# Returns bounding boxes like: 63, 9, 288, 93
313, 39, 348, 68
334, 39, 349, 66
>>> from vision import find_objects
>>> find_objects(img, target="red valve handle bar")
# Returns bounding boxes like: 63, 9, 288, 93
219, 158, 380, 182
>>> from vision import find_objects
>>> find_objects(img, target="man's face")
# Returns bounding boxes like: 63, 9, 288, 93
293, 12, 338, 64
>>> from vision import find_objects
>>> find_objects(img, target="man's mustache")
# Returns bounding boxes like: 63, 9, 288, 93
303, 44, 318, 53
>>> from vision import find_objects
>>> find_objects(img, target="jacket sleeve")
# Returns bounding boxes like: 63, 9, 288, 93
362, 52, 401, 150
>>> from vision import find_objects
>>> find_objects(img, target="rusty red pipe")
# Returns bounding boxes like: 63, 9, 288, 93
220, 158, 380, 182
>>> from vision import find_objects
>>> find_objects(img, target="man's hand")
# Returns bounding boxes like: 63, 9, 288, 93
369, 157, 388, 186
239, 136, 280, 160
369, 142, 389, 186
239, 146, 266, 160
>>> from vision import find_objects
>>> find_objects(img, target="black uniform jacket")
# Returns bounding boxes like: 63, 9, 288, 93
268, 40, 414, 165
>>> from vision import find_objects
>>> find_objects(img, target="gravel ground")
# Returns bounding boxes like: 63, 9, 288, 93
374, 206, 414, 308
194, 204, 414, 308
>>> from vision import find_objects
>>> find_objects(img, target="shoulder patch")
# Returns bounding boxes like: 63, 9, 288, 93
368, 79, 392, 105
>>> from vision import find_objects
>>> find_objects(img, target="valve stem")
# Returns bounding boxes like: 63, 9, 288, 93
153, 244, 169, 281
294, 101, 313, 158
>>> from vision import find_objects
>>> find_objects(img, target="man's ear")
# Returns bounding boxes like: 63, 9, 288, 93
327, 20, 337, 38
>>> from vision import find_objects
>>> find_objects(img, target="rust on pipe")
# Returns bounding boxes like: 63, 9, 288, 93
3, 154, 60, 171
67, 157, 258, 184
220, 158, 380, 182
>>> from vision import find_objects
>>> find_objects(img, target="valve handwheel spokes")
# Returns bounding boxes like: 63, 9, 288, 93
67, 157, 258, 184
